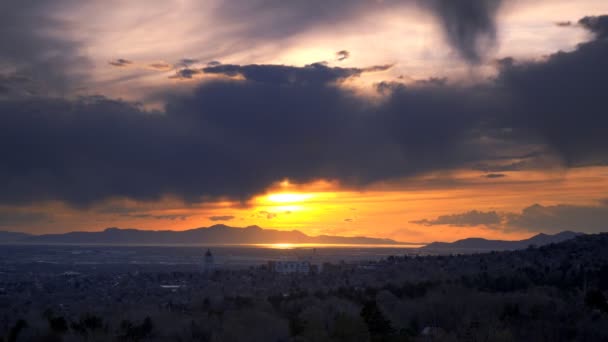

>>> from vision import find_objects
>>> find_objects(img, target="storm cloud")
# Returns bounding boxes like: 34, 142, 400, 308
495, 15, 608, 167
0, 0, 89, 96
412, 201, 608, 233
0, 67, 487, 206
411, 210, 502, 227
427, 0, 502, 63
201, 63, 392, 84
506, 203, 608, 233
0, 16, 607, 208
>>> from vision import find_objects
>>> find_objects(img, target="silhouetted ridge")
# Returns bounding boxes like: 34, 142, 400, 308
423, 231, 582, 251
10, 225, 402, 245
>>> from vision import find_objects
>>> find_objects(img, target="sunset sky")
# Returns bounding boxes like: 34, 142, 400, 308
1, 0, 608, 242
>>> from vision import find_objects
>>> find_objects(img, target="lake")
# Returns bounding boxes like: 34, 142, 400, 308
0, 243, 426, 271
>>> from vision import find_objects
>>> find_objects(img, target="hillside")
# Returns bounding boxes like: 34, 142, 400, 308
422, 231, 582, 252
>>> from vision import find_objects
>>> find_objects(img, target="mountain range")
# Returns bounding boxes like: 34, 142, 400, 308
422, 231, 582, 252
0, 225, 401, 245
0, 226, 583, 251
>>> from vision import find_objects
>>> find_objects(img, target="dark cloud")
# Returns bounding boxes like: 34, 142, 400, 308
506, 203, 608, 233
336, 50, 350, 61
0, 74, 39, 98
495, 15, 608, 167
413, 200, 608, 233
555, 21, 572, 27
484, 173, 506, 178
149, 62, 172, 70
96, 205, 189, 220
129, 214, 189, 221
209, 215, 235, 222
411, 210, 502, 227
414, 77, 448, 87
0, 16, 607, 208
96, 206, 140, 215
109, 59, 133, 67
427, 0, 502, 63
179, 59, 199, 67
0, 211, 51, 227
579, 15, 608, 38
473, 161, 528, 172
171, 68, 202, 79
201, 63, 392, 84
344, 218, 353, 222
0, 0, 89, 96
207, 61, 222, 67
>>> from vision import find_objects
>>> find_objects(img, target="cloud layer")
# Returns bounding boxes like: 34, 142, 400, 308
412, 201, 608, 233
0, 15, 607, 212
428, 0, 502, 63
411, 210, 502, 227
0, 0, 89, 96
215, 0, 504, 63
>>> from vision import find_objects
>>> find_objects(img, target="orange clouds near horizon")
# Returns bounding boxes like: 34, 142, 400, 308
3, 166, 607, 244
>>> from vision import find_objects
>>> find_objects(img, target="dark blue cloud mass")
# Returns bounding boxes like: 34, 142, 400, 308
0, 0, 89, 97
413, 201, 608, 233
0, 16, 607, 207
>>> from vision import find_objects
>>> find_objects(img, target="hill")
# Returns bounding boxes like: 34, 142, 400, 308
8, 225, 401, 245
0, 231, 32, 242
422, 231, 582, 252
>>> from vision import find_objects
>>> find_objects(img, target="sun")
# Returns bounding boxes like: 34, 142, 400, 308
267, 243, 295, 249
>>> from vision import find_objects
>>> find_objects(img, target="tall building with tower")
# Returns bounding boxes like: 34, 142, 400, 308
203, 249, 214, 273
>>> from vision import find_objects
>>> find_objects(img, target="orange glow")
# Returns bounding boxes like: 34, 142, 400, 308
264, 243, 295, 249
5, 166, 608, 244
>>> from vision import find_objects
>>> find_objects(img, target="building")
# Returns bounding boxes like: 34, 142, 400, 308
203, 249, 214, 273
268, 260, 311, 274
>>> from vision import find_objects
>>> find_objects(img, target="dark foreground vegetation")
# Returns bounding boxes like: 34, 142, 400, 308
2, 234, 608, 341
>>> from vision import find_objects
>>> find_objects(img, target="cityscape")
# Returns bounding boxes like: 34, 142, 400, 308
1, 232, 608, 340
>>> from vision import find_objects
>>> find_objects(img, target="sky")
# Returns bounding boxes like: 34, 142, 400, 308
1, 0, 608, 242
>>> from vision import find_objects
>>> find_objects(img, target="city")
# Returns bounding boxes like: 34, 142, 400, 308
2, 233, 608, 340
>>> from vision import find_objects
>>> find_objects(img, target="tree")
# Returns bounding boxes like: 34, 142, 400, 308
43, 309, 68, 334
71, 313, 104, 340
7, 319, 28, 342
331, 312, 370, 342
49, 316, 68, 334
361, 300, 394, 340
119, 316, 154, 341
585, 289, 608, 313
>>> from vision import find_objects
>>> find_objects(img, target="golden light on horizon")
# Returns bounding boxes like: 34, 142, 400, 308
266, 243, 295, 249
13, 166, 608, 244
267, 193, 315, 203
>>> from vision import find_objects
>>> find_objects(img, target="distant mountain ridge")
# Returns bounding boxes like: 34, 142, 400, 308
0, 225, 402, 245
0, 231, 31, 242
0, 227, 584, 249
422, 231, 582, 252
